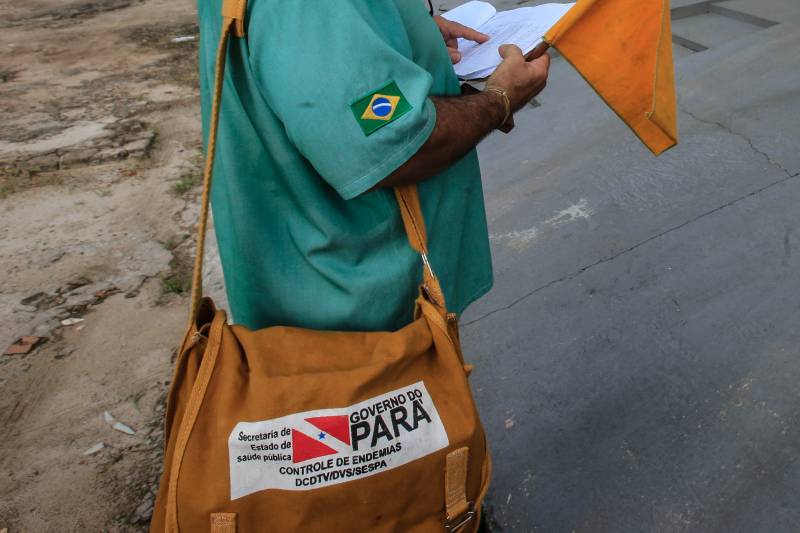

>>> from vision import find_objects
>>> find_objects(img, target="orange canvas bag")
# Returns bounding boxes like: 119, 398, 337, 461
150, 1, 491, 531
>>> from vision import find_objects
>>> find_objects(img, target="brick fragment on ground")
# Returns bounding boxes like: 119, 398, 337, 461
3, 335, 44, 355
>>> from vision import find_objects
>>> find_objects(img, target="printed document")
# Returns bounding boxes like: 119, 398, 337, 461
442, 1, 575, 80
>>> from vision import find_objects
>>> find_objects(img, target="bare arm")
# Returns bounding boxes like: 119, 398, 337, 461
375, 92, 506, 189
375, 44, 551, 190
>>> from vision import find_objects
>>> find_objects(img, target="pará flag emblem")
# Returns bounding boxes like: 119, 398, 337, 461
291, 429, 337, 463
292, 415, 351, 463
306, 415, 351, 445
350, 80, 412, 136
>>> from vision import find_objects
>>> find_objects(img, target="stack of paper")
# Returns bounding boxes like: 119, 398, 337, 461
443, 1, 575, 80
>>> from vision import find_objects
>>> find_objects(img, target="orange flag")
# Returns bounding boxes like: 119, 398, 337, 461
544, 0, 678, 156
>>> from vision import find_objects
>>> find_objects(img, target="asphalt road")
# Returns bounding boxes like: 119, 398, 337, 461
442, 0, 800, 530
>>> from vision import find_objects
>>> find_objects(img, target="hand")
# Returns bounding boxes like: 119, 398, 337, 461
486, 44, 551, 111
433, 15, 489, 64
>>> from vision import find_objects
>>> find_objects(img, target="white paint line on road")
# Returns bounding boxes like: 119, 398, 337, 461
490, 199, 595, 252
490, 227, 540, 251
545, 198, 594, 227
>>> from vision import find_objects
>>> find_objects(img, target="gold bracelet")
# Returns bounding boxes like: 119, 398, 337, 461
484, 86, 511, 129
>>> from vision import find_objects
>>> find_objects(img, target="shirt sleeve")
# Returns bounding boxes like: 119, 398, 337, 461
247, 1, 437, 199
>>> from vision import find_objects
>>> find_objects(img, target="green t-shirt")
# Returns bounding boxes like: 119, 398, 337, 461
198, 0, 493, 332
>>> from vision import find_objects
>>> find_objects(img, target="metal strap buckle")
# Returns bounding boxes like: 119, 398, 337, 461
445, 503, 476, 532
420, 251, 435, 279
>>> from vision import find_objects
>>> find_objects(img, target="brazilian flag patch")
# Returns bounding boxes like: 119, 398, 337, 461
350, 81, 412, 136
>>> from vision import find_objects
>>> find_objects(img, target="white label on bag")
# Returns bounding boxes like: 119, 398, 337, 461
228, 381, 449, 499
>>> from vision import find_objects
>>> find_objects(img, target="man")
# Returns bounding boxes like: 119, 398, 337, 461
198, 0, 550, 332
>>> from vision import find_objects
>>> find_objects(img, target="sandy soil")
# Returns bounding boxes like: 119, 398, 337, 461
0, 0, 223, 530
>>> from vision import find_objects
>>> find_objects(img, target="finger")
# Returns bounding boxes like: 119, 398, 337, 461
528, 53, 551, 94
538, 51, 551, 72
449, 49, 461, 64
448, 21, 490, 43
527, 50, 551, 73
498, 44, 524, 60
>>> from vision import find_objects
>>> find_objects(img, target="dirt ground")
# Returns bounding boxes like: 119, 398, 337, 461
0, 0, 220, 530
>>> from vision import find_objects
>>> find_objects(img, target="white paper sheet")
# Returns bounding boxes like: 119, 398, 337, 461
442, 0, 496, 29
444, 2, 576, 80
